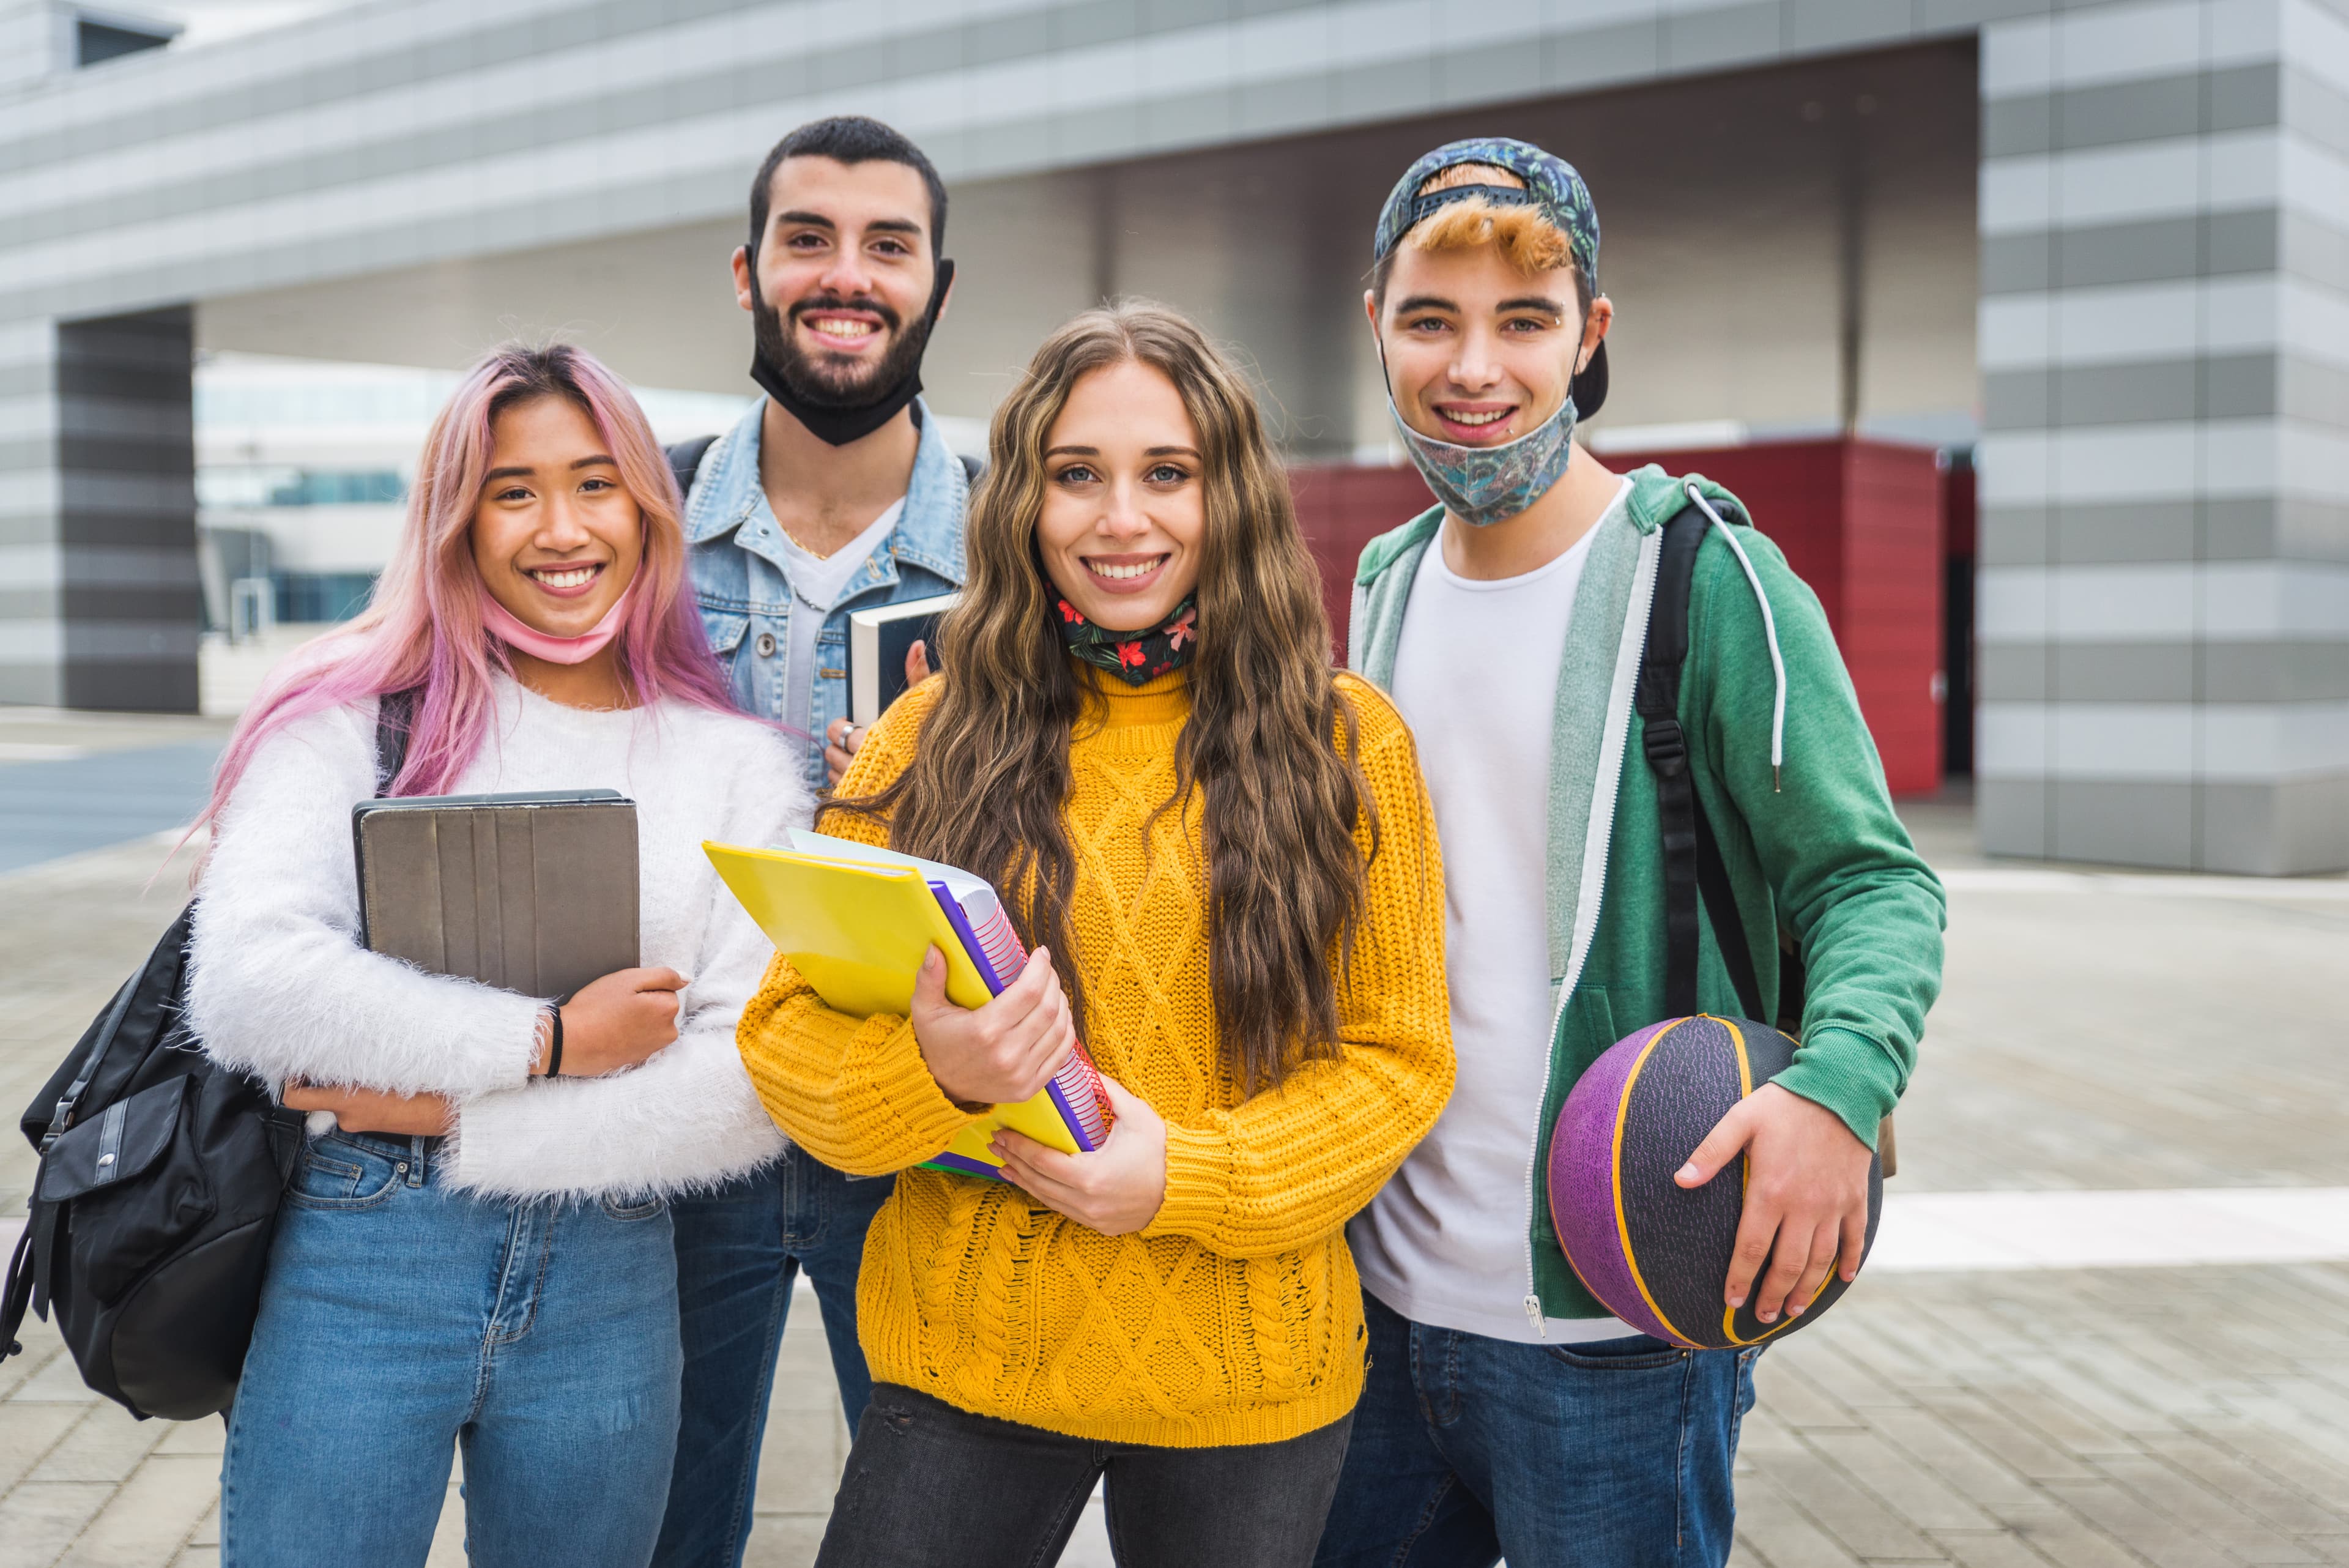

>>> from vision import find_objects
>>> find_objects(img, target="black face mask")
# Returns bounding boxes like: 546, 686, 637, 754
746, 255, 956, 447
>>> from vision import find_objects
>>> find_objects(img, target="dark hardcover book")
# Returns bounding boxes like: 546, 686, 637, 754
848, 592, 959, 726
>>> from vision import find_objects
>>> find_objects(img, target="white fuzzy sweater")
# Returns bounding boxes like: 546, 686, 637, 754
188, 678, 808, 1200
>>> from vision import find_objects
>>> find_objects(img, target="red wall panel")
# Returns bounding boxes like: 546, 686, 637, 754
1285, 439, 1948, 795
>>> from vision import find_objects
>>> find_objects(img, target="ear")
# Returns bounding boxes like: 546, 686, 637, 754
933, 259, 956, 324
1362, 288, 1380, 335
1578, 296, 1614, 371
732, 245, 755, 315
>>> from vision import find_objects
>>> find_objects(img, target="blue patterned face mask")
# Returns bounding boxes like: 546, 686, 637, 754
1388, 389, 1578, 529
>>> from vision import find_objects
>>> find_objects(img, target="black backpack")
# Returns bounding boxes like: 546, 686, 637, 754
1, 696, 415, 1419
1635, 491, 1795, 1031
1636, 491, 1897, 1170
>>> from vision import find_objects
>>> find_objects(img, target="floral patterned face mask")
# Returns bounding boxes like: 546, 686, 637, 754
1056, 593, 1198, 685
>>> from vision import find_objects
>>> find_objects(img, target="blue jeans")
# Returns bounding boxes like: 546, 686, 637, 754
221, 1132, 683, 1568
1314, 1292, 1759, 1568
653, 1148, 894, 1567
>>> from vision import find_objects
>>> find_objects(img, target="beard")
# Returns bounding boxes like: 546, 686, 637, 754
749, 278, 934, 411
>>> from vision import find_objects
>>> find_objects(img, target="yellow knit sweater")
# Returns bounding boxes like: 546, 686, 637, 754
737, 665, 1453, 1447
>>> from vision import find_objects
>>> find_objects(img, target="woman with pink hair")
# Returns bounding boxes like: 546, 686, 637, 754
188, 344, 804, 1567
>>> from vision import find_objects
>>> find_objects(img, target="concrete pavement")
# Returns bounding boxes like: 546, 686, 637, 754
1, 741, 2345, 1565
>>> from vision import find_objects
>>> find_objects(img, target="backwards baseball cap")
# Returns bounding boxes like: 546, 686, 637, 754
1373, 136, 1607, 417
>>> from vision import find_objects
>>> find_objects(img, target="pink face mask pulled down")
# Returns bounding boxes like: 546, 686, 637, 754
480, 582, 634, 665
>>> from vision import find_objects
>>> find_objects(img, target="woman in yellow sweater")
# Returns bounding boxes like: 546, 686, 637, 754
735, 302, 1453, 1567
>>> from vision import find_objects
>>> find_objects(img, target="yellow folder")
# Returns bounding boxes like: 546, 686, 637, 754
703, 841, 1094, 1174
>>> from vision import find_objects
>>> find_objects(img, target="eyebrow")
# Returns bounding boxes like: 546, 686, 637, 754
775, 210, 924, 239
1390, 294, 1458, 315
1497, 295, 1569, 316
482, 455, 615, 483
1041, 445, 1201, 461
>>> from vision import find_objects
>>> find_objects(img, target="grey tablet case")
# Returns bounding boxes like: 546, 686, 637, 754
352, 789, 640, 1002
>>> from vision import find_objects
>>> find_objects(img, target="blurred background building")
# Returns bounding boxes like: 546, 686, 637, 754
0, 0, 2342, 872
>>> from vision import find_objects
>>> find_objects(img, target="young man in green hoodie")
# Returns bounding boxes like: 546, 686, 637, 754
1315, 139, 1946, 1567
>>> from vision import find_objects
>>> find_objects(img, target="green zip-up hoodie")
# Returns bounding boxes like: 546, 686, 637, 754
1348, 464, 1946, 1328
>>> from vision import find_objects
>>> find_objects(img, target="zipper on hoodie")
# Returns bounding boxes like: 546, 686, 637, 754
1521, 966, 1578, 1338
1518, 506, 1661, 1342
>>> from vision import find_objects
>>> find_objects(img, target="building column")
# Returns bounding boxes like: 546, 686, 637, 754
0, 308, 200, 712
1975, 0, 2349, 875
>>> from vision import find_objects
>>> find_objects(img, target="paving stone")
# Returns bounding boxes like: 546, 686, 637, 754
2092, 1450, 2321, 1562
753, 1399, 849, 1517
422, 1481, 466, 1566
1751, 1354, 1863, 1431
8, 1347, 103, 1407
1738, 1415, 1945, 1561
744, 1513, 829, 1567
54, 1454, 220, 1567
1968, 1378, 2145, 1458
2044, 1478, 2240, 1568
0, 1403, 80, 1495
150, 1421, 223, 1458
1912, 1388, 2102, 1482
1802, 1429, 2000, 1533
25, 1405, 168, 1485
169, 1553, 217, 1568
1729, 1471, 1871, 1567
1862, 1405, 2054, 1518
2176, 1414, 2349, 1522
1931, 1529, 2063, 1568
0, 1481, 112, 1568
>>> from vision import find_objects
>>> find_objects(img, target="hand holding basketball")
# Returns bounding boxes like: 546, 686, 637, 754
1675, 1083, 1871, 1326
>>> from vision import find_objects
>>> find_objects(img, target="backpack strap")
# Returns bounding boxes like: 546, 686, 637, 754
374, 689, 418, 795
1636, 502, 1766, 1024
665, 435, 719, 507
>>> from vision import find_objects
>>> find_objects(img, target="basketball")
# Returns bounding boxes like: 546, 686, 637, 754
1547, 1014, 1883, 1349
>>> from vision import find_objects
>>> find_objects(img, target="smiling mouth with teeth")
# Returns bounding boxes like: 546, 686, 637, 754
805, 317, 878, 339
1442, 408, 1513, 426
528, 564, 604, 589
1086, 557, 1166, 581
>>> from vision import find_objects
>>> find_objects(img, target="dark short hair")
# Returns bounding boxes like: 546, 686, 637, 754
749, 116, 948, 255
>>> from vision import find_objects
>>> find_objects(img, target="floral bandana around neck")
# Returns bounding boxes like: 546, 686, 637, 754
1056, 593, 1198, 685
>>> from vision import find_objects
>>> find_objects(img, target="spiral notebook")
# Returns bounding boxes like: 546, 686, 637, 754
703, 832, 1112, 1179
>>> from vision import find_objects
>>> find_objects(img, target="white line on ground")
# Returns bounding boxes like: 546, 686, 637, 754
0, 743, 91, 762
1871, 1187, 2349, 1272
1939, 867, 2349, 900
6, 1190, 2346, 1296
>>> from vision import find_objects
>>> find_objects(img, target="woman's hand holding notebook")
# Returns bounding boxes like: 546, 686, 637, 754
704, 831, 1113, 1180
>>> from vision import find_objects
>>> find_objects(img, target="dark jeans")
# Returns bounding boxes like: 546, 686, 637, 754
1314, 1292, 1759, 1568
815, 1383, 1356, 1568
651, 1149, 896, 1568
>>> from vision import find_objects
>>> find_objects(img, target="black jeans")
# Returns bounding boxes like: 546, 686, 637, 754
815, 1383, 1356, 1568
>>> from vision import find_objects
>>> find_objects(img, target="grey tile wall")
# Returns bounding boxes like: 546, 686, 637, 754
51, 308, 198, 713
1975, 0, 2349, 873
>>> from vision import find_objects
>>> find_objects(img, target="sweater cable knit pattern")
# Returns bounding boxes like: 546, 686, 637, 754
736, 666, 1454, 1447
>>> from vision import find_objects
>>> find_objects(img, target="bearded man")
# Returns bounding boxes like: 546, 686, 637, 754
656, 115, 969, 1568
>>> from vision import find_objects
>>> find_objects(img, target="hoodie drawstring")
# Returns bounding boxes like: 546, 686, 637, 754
1682, 481, 1786, 792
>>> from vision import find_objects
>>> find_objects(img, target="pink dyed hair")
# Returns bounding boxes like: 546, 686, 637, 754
200, 343, 739, 826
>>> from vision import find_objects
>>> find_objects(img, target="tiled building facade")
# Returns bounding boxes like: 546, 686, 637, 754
1, 0, 2343, 871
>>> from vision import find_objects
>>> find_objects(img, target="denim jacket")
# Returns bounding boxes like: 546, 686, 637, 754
684, 397, 968, 795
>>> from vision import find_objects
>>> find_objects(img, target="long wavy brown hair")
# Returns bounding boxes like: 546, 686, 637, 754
823, 302, 1377, 1091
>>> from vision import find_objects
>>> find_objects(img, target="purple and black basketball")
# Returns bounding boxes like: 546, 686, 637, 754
1547, 1015, 1882, 1350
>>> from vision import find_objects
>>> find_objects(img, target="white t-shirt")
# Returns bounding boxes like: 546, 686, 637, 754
1349, 479, 1636, 1346
773, 499, 905, 739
